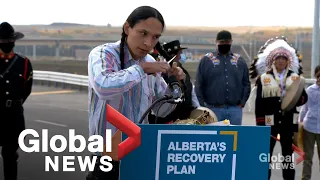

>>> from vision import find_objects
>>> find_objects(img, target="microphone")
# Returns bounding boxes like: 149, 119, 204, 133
166, 75, 182, 99
155, 42, 184, 100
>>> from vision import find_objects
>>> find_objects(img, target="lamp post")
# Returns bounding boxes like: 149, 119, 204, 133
311, 0, 320, 77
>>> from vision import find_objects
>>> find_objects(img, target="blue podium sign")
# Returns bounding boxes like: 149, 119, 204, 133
120, 125, 270, 180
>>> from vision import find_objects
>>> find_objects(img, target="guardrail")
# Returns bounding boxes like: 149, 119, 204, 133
34, 70, 88, 87
33, 70, 317, 88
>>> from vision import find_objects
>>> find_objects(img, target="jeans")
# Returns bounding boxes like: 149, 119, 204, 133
205, 104, 243, 125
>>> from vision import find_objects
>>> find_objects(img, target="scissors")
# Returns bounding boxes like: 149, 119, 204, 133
147, 55, 177, 76
164, 55, 177, 74
167, 55, 177, 65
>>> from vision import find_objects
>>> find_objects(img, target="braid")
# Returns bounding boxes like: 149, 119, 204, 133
120, 30, 127, 69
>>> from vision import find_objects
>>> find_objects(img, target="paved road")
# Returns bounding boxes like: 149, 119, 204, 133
0, 86, 318, 180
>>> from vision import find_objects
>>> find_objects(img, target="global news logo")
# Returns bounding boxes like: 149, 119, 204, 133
259, 153, 295, 170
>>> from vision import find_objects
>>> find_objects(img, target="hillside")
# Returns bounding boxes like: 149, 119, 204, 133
12, 23, 314, 43
13, 23, 316, 77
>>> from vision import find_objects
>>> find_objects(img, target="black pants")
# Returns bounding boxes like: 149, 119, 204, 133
269, 125, 295, 180
0, 107, 25, 180
1, 144, 19, 180
86, 155, 120, 180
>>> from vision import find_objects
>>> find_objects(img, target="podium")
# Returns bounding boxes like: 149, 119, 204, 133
120, 125, 270, 180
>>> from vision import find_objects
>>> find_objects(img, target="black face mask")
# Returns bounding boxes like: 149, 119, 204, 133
0, 42, 15, 54
217, 44, 231, 54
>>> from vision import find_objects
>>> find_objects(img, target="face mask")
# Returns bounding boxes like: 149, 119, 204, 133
217, 44, 231, 54
179, 54, 187, 64
0, 42, 15, 54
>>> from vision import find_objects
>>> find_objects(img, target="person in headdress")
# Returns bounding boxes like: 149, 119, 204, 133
195, 30, 251, 125
251, 37, 308, 180
148, 40, 200, 124
248, 36, 304, 112
0, 22, 33, 180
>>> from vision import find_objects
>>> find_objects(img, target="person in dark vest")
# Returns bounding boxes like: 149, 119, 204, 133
0, 22, 33, 180
148, 40, 200, 124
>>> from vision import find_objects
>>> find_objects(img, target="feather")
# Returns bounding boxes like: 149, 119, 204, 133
254, 39, 299, 76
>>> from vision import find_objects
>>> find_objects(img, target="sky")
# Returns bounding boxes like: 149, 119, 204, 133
0, 0, 316, 27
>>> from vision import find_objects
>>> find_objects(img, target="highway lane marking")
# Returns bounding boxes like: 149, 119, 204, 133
31, 90, 75, 96
34, 120, 67, 127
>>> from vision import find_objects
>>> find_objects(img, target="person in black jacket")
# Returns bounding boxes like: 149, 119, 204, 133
251, 37, 307, 180
0, 22, 33, 180
148, 40, 200, 124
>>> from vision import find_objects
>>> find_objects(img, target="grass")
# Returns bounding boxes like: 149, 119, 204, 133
32, 60, 88, 75
183, 62, 200, 80
16, 25, 314, 43
21, 24, 314, 78
31, 60, 200, 78
32, 59, 312, 80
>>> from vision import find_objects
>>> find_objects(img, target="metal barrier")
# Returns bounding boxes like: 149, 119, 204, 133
305, 78, 316, 85
33, 70, 317, 88
34, 70, 88, 86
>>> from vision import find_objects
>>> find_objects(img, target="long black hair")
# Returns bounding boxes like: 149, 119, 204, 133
120, 6, 165, 69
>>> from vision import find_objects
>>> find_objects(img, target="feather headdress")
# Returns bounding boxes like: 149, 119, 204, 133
249, 36, 303, 79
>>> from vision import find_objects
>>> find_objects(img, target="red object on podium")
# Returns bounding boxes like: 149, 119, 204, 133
105, 104, 141, 160
165, 120, 174, 124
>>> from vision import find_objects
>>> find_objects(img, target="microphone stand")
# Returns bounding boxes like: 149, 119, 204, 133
154, 98, 182, 124
138, 47, 184, 124
138, 95, 182, 124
